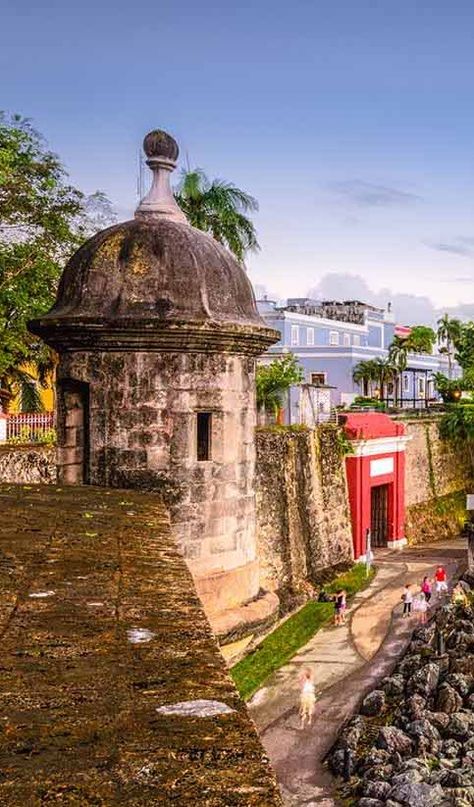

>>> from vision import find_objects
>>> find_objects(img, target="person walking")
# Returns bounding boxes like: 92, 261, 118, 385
334, 589, 346, 626
415, 593, 428, 624
401, 583, 413, 618
421, 576, 432, 604
435, 565, 448, 597
299, 668, 316, 728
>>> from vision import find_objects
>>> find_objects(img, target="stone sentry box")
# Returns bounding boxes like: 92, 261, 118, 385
30, 129, 279, 622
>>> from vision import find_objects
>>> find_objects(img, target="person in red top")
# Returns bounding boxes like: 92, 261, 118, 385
435, 565, 448, 595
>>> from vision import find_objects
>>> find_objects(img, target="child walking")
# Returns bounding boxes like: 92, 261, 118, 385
299, 668, 316, 728
334, 589, 347, 626
401, 583, 413, 618
421, 576, 432, 603
415, 593, 428, 624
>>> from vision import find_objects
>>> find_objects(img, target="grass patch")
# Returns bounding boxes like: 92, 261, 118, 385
230, 564, 375, 701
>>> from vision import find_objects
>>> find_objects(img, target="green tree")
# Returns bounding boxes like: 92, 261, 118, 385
433, 372, 463, 403
454, 322, 474, 375
0, 113, 116, 411
388, 336, 409, 404
437, 313, 462, 379
373, 357, 396, 401
174, 169, 259, 262
256, 355, 304, 419
352, 359, 379, 397
405, 325, 436, 354
439, 401, 474, 472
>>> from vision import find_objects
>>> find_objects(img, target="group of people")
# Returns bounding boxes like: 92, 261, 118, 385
401, 565, 448, 622
299, 564, 456, 728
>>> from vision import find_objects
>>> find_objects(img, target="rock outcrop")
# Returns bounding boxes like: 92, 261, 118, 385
330, 591, 474, 805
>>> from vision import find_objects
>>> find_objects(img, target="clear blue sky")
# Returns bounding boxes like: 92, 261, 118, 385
3, 0, 474, 322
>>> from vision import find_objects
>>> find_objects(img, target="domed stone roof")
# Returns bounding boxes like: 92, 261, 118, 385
30, 129, 278, 354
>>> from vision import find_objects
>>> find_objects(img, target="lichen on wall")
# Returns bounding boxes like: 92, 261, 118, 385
0, 484, 283, 806
0, 445, 56, 485
255, 426, 353, 603
404, 417, 472, 544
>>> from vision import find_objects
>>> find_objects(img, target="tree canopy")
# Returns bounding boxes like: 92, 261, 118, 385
174, 169, 259, 262
256, 355, 304, 415
404, 325, 436, 354
0, 113, 116, 409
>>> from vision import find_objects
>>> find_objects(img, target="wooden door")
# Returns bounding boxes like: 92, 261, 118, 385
371, 484, 388, 547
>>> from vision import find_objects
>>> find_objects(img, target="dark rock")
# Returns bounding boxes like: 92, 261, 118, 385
425, 711, 450, 732
383, 674, 405, 697
388, 782, 444, 805
360, 748, 391, 768
406, 694, 426, 719
449, 654, 474, 678
439, 767, 474, 788
361, 690, 386, 717
465, 694, 474, 711
338, 715, 366, 750
446, 711, 474, 741
406, 662, 440, 697
329, 748, 355, 777
406, 719, 441, 743
391, 769, 424, 785
397, 654, 421, 679
377, 727, 413, 756
444, 673, 472, 697
435, 683, 462, 714
412, 625, 436, 644
454, 618, 474, 634
440, 738, 462, 759
363, 780, 392, 800
363, 764, 394, 782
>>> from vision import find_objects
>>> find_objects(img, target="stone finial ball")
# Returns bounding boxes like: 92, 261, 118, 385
143, 130, 179, 161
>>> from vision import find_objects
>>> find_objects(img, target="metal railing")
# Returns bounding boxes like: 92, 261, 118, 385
6, 412, 55, 442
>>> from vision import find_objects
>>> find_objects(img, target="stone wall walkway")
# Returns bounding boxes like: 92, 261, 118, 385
249, 539, 466, 806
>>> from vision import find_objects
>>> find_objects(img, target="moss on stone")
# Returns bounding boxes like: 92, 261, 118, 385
0, 484, 283, 806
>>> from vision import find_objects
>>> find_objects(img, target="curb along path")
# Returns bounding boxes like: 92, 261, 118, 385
249, 540, 465, 806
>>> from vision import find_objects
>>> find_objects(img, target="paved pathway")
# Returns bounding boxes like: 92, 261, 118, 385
248, 539, 466, 806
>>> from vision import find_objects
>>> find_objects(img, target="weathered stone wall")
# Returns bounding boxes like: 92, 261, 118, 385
0, 445, 56, 484
0, 484, 283, 806
255, 426, 353, 599
404, 418, 472, 544
57, 351, 260, 617
404, 418, 471, 507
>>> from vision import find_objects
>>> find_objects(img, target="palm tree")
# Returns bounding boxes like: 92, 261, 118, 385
373, 357, 396, 402
174, 169, 259, 262
388, 336, 409, 405
437, 314, 462, 379
352, 360, 379, 397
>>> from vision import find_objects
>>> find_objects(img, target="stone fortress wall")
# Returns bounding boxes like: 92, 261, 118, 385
1, 417, 471, 615
255, 426, 354, 603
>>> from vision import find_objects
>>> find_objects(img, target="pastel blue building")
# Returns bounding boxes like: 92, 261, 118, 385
257, 298, 454, 410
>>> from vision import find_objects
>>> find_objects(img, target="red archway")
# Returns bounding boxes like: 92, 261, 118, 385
341, 413, 410, 560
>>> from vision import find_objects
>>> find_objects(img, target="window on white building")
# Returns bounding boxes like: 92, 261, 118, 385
353, 334, 360, 346
343, 333, 351, 346
310, 372, 326, 386
418, 376, 426, 397
329, 331, 339, 346
307, 327, 314, 346
291, 325, 299, 345
403, 374, 410, 393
